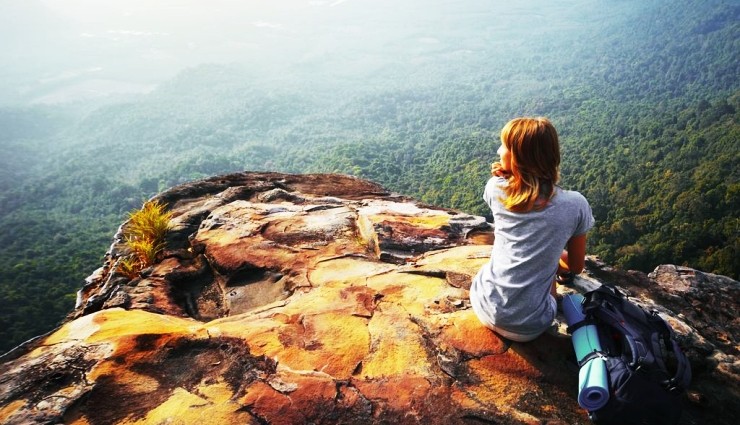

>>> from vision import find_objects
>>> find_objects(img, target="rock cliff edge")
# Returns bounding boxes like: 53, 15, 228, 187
0, 172, 737, 425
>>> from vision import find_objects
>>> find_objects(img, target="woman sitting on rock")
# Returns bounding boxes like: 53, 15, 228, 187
470, 117, 595, 342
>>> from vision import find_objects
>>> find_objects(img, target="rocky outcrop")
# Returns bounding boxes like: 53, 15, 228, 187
0, 172, 738, 425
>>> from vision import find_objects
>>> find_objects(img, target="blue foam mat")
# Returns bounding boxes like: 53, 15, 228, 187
562, 294, 609, 410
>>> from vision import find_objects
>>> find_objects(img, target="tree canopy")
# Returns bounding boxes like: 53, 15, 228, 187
0, 0, 737, 353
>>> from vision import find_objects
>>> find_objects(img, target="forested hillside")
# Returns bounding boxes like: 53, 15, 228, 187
0, 0, 737, 353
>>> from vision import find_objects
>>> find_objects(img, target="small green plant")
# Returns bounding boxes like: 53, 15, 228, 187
126, 238, 165, 267
116, 200, 173, 279
127, 200, 173, 246
116, 256, 142, 281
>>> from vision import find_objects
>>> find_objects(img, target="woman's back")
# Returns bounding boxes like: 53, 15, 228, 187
469, 117, 595, 342
470, 178, 594, 338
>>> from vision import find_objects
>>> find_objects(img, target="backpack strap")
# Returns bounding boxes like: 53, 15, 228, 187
565, 317, 597, 335
664, 338, 692, 393
577, 350, 608, 368
647, 311, 693, 393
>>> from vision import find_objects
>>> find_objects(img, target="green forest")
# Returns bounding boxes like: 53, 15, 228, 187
0, 0, 737, 354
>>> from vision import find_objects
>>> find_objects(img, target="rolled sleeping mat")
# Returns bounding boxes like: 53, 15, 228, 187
577, 356, 609, 410
562, 294, 610, 410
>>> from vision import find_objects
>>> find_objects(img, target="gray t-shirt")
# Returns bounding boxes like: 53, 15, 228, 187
470, 176, 595, 336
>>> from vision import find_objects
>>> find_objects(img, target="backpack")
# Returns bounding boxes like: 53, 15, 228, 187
569, 285, 692, 425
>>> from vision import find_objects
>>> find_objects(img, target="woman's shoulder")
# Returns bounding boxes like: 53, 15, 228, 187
487, 176, 509, 186
554, 186, 590, 205
553, 187, 595, 232
483, 177, 508, 209
485, 176, 508, 194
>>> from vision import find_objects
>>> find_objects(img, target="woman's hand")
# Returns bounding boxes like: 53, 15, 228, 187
556, 237, 587, 287
491, 161, 510, 178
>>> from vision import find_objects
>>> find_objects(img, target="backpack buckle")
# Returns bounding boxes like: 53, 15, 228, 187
663, 378, 682, 395
556, 271, 575, 287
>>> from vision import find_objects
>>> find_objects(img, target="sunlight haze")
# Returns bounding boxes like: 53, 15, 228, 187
1, 0, 595, 105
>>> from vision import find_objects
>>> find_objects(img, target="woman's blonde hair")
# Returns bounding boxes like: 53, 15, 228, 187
499, 117, 560, 212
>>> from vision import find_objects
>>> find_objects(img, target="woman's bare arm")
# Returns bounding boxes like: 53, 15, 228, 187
560, 233, 587, 275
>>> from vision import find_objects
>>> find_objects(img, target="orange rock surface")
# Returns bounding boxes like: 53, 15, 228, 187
0, 172, 735, 424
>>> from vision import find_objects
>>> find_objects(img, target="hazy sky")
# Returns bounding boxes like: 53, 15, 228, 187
0, 0, 422, 102
0, 0, 596, 105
